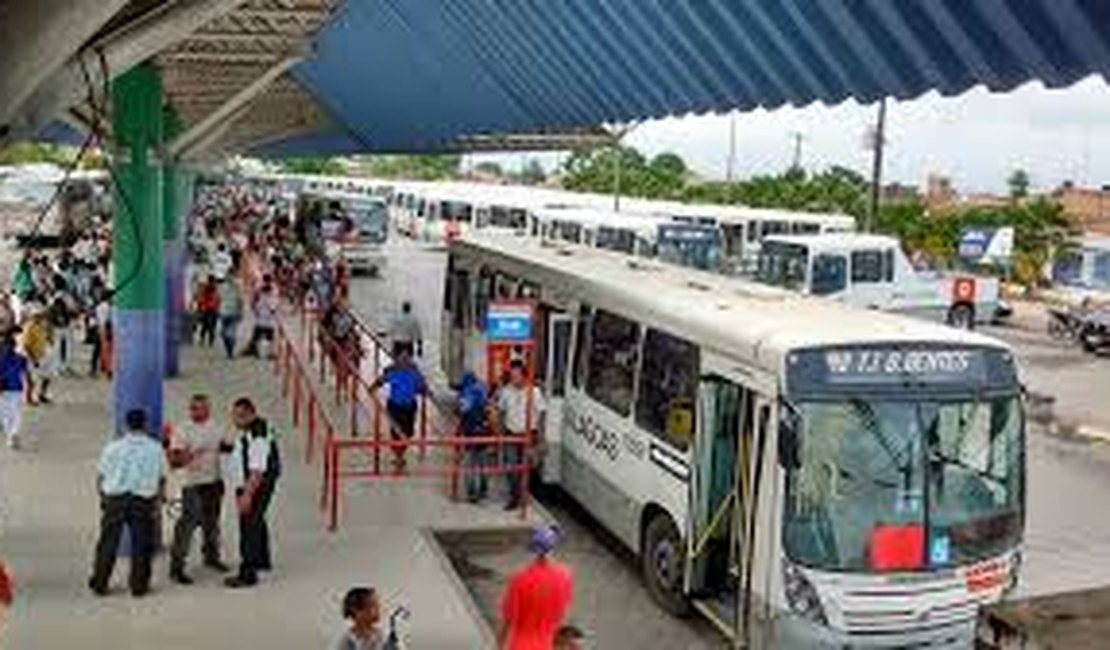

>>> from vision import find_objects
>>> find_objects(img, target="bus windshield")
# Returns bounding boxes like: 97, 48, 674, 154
350, 200, 388, 243
783, 395, 1023, 572
657, 224, 721, 271
757, 241, 808, 290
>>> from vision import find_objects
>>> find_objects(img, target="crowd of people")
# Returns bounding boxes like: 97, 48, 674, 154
0, 225, 114, 451
0, 179, 586, 649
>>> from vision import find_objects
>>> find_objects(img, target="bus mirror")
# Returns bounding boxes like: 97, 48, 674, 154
778, 400, 802, 470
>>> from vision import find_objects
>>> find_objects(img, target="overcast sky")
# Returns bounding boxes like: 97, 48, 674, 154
471, 75, 1110, 195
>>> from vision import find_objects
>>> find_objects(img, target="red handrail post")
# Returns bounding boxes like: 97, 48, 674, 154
349, 380, 358, 438
292, 371, 302, 430
418, 397, 428, 463
450, 429, 461, 501
373, 397, 382, 476
328, 434, 340, 532
520, 433, 531, 520
320, 434, 331, 512
308, 394, 318, 463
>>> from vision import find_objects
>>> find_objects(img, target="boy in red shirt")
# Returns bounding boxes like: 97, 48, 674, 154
498, 524, 574, 650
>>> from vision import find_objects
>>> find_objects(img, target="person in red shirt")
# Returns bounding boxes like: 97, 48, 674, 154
498, 524, 574, 650
0, 559, 12, 632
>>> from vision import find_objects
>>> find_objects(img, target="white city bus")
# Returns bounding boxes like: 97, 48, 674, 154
442, 232, 1025, 648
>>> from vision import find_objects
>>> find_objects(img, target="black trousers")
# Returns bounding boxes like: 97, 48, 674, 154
90, 494, 157, 594
198, 310, 218, 346
236, 479, 276, 581
170, 481, 224, 571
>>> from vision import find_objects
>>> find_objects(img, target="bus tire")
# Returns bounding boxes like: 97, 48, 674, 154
642, 513, 691, 617
947, 303, 975, 330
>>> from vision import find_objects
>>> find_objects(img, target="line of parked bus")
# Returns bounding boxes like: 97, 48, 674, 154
244, 171, 1027, 646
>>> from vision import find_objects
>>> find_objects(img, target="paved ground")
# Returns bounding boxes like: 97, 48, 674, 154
0, 301, 537, 648
983, 300, 1110, 434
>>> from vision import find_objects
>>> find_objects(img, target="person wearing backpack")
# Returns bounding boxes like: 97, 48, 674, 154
222, 397, 281, 588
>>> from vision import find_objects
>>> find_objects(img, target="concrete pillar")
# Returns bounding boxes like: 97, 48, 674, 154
111, 61, 164, 435
163, 107, 185, 378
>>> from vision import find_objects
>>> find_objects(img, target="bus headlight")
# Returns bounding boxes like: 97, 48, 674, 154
783, 563, 828, 625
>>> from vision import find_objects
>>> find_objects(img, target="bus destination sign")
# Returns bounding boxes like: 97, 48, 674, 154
788, 345, 1015, 395
486, 301, 534, 342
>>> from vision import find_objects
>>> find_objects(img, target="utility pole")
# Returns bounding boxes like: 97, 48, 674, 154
604, 122, 638, 212
790, 131, 804, 171
867, 97, 888, 233
726, 112, 737, 183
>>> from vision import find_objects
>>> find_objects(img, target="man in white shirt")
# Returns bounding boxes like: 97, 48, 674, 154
211, 243, 233, 281
387, 301, 423, 357
89, 409, 164, 597
224, 398, 281, 588
168, 394, 230, 584
495, 360, 545, 510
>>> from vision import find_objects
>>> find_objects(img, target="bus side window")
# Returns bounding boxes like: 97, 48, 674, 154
475, 267, 494, 328
850, 249, 884, 284
812, 254, 847, 296
883, 249, 895, 282
572, 304, 593, 389
635, 328, 699, 451
585, 309, 640, 417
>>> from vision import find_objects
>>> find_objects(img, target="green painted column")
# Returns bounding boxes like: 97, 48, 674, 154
111, 61, 165, 434
163, 107, 184, 377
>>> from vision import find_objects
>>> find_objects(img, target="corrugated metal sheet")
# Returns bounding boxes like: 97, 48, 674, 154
258, 0, 1110, 154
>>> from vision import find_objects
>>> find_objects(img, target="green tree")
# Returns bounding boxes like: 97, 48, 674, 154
279, 157, 345, 175
362, 154, 461, 180
1007, 169, 1030, 200
0, 142, 77, 166
562, 146, 687, 199
513, 159, 546, 185
473, 161, 504, 177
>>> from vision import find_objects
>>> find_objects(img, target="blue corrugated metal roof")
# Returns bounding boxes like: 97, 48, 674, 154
256, 0, 1110, 155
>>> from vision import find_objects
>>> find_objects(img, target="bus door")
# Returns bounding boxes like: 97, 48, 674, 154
687, 375, 764, 644
541, 312, 573, 483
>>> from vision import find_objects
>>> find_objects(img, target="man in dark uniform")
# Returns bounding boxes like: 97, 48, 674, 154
224, 398, 281, 588
88, 409, 164, 597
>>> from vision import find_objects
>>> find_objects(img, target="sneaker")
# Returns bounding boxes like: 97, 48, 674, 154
170, 569, 194, 585
204, 559, 231, 573
88, 577, 108, 597
224, 575, 257, 589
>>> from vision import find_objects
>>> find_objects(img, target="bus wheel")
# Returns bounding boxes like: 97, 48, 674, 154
947, 303, 975, 330
642, 513, 691, 617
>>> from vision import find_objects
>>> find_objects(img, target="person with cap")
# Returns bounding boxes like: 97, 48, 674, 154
456, 370, 491, 503
224, 397, 282, 588
497, 523, 574, 650
88, 409, 165, 597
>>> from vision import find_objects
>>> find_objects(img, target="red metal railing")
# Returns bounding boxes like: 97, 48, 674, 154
272, 291, 532, 532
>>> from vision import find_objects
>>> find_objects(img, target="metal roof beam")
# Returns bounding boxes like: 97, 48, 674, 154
160, 51, 289, 63
0, 0, 129, 135
3, 0, 248, 145
168, 54, 304, 159
179, 31, 300, 45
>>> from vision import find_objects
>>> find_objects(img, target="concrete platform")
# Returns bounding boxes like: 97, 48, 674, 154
0, 327, 539, 648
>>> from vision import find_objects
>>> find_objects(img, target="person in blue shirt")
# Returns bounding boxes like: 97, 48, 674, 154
370, 345, 427, 473
89, 409, 165, 597
456, 371, 490, 502
0, 333, 29, 451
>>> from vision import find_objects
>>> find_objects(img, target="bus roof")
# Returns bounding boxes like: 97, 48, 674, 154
455, 232, 1008, 373
764, 233, 901, 251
